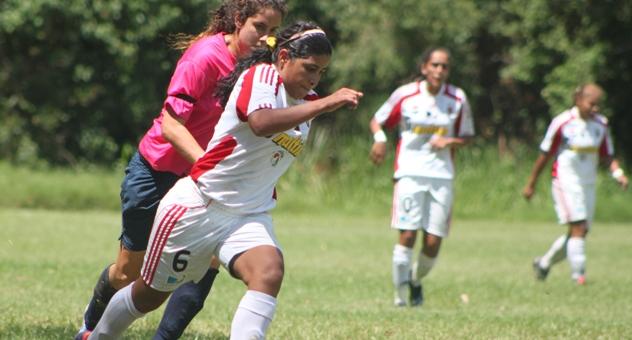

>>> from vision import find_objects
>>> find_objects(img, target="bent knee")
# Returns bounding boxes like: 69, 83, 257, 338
110, 263, 141, 287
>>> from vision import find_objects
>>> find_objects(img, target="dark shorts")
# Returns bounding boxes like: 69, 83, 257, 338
119, 151, 181, 251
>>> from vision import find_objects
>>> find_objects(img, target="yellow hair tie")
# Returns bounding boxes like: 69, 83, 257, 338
266, 36, 277, 50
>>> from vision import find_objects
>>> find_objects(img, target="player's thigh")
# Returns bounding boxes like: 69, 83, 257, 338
217, 213, 282, 278
552, 179, 590, 225
424, 179, 453, 238
392, 177, 425, 230
142, 204, 222, 292
119, 151, 179, 251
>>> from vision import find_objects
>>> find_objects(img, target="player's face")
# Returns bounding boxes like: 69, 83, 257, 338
576, 86, 602, 117
235, 7, 283, 57
421, 50, 450, 92
279, 54, 330, 99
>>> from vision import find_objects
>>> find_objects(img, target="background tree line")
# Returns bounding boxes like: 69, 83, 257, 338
2, 0, 631, 167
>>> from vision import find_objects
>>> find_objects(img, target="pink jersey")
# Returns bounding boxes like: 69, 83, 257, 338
139, 33, 236, 176
189, 63, 317, 214
374, 80, 474, 180
540, 107, 614, 185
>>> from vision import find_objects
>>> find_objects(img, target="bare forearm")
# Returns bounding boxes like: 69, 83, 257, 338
248, 100, 327, 137
161, 110, 205, 164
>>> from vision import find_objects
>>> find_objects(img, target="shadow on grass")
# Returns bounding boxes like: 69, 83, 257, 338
1, 322, 229, 340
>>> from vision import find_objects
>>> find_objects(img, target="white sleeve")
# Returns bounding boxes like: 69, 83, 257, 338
235, 64, 281, 121
457, 92, 474, 137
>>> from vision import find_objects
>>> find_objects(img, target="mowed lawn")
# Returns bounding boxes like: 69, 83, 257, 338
1, 208, 631, 339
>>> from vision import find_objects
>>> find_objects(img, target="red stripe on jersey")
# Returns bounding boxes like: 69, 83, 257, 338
190, 135, 238, 182
142, 205, 188, 286
384, 85, 420, 129
599, 135, 610, 158
552, 159, 559, 178
454, 106, 463, 136
237, 67, 256, 122
274, 74, 282, 95
443, 85, 462, 102
394, 139, 402, 173
259, 65, 267, 83
266, 66, 275, 85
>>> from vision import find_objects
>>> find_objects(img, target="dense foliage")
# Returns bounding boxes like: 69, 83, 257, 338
2, 0, 631, 166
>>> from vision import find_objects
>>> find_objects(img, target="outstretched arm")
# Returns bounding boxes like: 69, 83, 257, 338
522, 152, 552, 200
248, 88, 363, 137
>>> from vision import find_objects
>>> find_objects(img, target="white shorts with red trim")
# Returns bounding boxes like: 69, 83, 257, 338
551, 178, 595, 227
391, 176, 453, 238
141, 177, 280, 292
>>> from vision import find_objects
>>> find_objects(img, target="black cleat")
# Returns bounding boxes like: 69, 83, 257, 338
532, 257, 549, 281
409, 282, 424, 306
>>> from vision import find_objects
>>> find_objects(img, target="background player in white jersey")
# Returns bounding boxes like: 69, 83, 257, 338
369, 47, 474, 307
86, 21, 362, 340
523, 83, 628, 285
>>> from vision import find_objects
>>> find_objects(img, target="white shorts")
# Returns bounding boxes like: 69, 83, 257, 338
141, 177, 280, 292
391, 176, 453, 238
551, 178, 595, 227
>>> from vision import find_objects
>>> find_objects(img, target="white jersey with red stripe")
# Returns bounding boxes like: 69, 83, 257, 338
540, 107, 613, 185
374, 80, 474, 180
189, 63, 315, 214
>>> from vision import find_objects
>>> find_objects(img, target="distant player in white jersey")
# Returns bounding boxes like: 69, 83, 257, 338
369, 47, 475, 307
523, 83, 628, 285
87, 21, 362, 340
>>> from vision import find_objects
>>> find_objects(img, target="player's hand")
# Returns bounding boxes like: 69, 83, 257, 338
321, 88, 363, 113
370, 142, 387, 165
617, 174, 629, 190
429, 136, 450, 149
522, 185, 535, 201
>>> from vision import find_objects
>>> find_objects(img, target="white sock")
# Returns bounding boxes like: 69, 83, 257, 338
567, 237, 586, 280
539, 235, 568, 269
392, 244, 413, 303
88, 283, 145, 340
230, 290, 277, 340
411, 252, 436, 286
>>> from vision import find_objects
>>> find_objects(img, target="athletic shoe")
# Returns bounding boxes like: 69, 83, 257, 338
576, 275, 586, 285
74, 330, 92, 340
532, 257, 549, 281
393, 296, 406, 307
409, 282, 423, 307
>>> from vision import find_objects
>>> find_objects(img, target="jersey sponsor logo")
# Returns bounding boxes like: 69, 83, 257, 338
569, 145, 598, 153
411, 125, 447, 136
271, 133, 304, 156
270, 150, 285, 166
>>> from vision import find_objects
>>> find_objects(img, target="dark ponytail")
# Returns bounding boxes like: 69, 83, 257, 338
215, 21, 333, 106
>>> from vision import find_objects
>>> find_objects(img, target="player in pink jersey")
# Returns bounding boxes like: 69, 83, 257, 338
523, 83, 628, 285
369, 47, 475, 307
76, 1, 286, 339
86, 21, 362, 340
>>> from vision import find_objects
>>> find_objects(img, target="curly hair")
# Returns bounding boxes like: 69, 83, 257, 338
170, 0, 287, 50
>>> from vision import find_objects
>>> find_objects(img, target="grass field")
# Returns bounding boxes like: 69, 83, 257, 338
1, 208, 631, 339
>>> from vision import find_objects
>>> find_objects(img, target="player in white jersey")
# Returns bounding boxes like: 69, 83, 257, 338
523, 83, 628, 285
87, 21, 362, 340
369, 47, 474, 307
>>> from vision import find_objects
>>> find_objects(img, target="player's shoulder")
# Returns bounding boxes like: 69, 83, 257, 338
550, 109, 575, 124
389, 81, 421, 100
591, 113, 609, 126
442, 83, 467, 102
181, 34, 231, 67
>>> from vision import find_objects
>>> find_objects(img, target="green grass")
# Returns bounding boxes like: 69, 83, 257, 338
1, 208, 631, 339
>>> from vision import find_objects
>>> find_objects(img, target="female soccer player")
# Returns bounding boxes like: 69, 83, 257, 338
523, 83, 628, 285
86, 21, 362, 339
76, 1, 286, 339
369, 47, 474, 307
